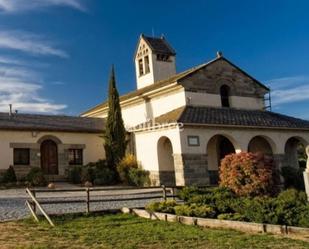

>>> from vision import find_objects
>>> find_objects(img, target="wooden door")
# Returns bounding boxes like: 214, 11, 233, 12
40, 140, 58, 175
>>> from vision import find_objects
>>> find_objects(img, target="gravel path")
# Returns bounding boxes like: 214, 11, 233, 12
0, 185, 168, 221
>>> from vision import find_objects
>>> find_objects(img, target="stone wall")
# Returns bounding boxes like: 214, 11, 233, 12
179, 59, 268, 98
174, 153, 209, 186
149, 170, 176, 186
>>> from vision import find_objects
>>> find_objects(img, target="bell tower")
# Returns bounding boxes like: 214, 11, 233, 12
134, 34, 176, 89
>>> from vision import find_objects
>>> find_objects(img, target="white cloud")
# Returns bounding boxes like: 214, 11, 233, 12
267, 75, 309, 105
0, 31, 69, 58
0, 0, 85, 13
0, 64, 67, 113
0, 55, 25, 66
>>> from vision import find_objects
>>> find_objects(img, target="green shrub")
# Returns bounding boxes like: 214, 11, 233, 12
145, 201, 161, 213
68, 165, 82, 184
146, 200, 177, 214
116, 154, 138, 185
297, 205, 309, 228
180, 187, 236, 214
68, 160, 117, 185
174, 204, 216, 218
26, 167, 47, 187
1, 166, 16, 183
275, 189, 307, 226
93, 167, 116, 186
178, 186, 210, 201
217, 213, 247, 221
281, 166, 305, 190
116, 154, 149, 186
240, 196, 278, 224
127, 168, 150, 187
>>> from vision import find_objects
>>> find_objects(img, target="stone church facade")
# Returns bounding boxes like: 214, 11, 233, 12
82, 34, 309, 186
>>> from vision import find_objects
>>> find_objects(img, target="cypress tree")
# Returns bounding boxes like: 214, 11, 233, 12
104, 66, 126, 168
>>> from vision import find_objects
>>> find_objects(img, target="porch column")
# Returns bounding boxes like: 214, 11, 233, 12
173, 153, 209, 186
303, 146, 309, 200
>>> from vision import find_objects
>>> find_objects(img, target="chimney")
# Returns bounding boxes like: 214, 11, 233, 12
9, 104, 12, 117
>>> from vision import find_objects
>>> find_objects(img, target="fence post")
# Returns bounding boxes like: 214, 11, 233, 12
162, 185, 167, 200
171, 187, 175, 200
86, 188, 90, 214
32, 189, 36, 214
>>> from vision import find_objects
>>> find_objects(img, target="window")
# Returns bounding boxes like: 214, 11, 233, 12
220, 85, 230, 107
138, 59, 144, 76
157, 54, 170, 61
69, 149, 83, 165
14, 148, 30, 165
144, 55, 150, 73
187, 136, 200, 147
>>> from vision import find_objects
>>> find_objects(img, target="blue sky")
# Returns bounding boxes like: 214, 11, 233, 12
0, 0, 308, 119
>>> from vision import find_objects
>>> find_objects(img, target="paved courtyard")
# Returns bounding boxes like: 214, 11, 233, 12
0, 183, 166, 221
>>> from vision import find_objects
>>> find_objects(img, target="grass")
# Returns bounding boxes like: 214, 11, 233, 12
0, 213, 309, 249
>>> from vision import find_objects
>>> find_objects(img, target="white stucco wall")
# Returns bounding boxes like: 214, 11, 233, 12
134, 126, 182, 172
229, 96, 264, 110
0, 130, 105, 170
179, 126, 309, 155
185, 91, 264, 110
86, 88, 186, 128
175, 126, 309, 171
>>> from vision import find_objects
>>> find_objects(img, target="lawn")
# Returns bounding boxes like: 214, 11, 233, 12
1, 213, 309, 249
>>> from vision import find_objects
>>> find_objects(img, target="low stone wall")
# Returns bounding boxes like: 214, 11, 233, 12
123, 208, 309, 237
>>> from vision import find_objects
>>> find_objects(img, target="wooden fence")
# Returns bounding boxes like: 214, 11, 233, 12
25, 185, 179, 227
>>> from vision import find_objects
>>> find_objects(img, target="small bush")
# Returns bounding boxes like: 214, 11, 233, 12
116, 154, 150, 186
145, 201, 161, 213
26, 167, 47, 187
68, 160, 117, 185
174, 204, 216, 218
219, 152, 274, 197
1, 166, 16, 183
240, 197, 278, 224
68, 165, 82, 184
275, 189, 307, 226
217, 213, 247, 221
180, 187, 236, 214
81, 166, 96, 183
297, 205, 309, 228
281, 166, 305, 190
146, 200, 177, 214
93, 167, 116, 186
127, 168, 150, 187
178, 186, 209, 201
117, 154, 138, 184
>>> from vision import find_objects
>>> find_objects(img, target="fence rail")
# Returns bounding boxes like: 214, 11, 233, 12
25, 185, 178, 227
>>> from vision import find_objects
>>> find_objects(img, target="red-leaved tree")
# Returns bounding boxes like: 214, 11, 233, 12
219, 152, 274, 197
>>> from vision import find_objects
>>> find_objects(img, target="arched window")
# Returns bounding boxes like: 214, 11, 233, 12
220, 85, 230, 107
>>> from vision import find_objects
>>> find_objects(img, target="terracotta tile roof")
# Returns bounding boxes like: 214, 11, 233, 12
0, 112, 104, 133
141, 106, 309, 130
142, 35, 176, 55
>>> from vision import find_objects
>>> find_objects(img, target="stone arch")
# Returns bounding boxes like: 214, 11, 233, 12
206, 134, 237, 184
37, 135, 62, 145
247, 135, 275, 156
157, 136, 176, 185
284, 136, 309, 169
215, 78, 235, 93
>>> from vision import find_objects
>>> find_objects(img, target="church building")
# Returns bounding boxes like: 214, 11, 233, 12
82, 34, 309, 186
